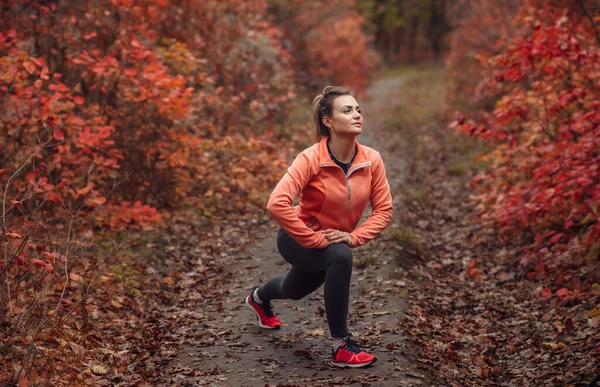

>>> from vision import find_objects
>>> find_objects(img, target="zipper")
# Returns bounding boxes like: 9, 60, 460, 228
319, 162, 372, 229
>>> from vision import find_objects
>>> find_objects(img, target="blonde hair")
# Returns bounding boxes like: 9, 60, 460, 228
312, 86, 356, 141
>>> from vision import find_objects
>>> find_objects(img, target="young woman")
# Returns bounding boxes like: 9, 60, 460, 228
245, 86, 393, 368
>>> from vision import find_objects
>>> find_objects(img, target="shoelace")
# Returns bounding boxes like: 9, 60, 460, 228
261, 302, 275, 318
342, 337, 361, 354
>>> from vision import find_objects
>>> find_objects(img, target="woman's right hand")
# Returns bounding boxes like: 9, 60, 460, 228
321, 229, 350, 245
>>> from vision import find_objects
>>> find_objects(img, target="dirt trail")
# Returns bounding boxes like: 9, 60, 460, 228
155, 76, 431, 387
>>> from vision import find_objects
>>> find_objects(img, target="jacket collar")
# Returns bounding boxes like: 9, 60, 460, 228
318, 136, 370, 166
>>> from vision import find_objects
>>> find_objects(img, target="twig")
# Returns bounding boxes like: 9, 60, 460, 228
577, 0, 600, 46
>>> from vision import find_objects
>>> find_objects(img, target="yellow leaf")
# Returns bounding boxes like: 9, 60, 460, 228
111, 300, 123, 309
310, 328, 324, 337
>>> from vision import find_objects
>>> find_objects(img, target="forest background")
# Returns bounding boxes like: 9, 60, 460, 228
1, 0, 599, 385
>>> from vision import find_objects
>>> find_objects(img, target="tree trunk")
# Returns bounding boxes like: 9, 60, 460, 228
408, 16, 419, 64
429, 0, 448, 59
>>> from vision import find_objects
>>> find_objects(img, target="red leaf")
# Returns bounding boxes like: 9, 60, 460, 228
576, 177, 592, 186
73, 96, 85, 105
549, 233, 564, 244
123, 68, 138, 77
30, 258, 53, 271
53, 128, 65, 141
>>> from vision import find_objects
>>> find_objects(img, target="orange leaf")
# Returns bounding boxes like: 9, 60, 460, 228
19, 375, 28, 387
69, 273, 82, 282
86, 196, 107, 206
555, 288, 569, 297
76, 185, 92, 197
40, 66, 49, 80
6, 232, 21, 239
23, 61, 36, 74
163, 277, 175, 286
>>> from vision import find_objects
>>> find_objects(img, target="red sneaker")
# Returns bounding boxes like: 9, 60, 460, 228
331, 337, 377, 368
245, 289, 281, 330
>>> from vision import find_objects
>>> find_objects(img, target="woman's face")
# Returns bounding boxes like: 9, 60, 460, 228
324, 95, 363, 137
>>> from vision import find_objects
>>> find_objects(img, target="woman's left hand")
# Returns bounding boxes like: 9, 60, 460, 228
321, 229, 350, 245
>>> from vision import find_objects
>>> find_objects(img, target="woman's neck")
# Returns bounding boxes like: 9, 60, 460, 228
328, 136, 356, 163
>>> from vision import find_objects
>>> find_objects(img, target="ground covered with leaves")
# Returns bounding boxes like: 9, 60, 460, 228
381, 68, 600, 386
4, 67, 598, 386
132, 74, 432, 387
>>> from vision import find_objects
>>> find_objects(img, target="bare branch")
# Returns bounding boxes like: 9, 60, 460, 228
577, 0, 600, 46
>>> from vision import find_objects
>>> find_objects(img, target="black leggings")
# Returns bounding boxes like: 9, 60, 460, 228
256, 228, 353, 338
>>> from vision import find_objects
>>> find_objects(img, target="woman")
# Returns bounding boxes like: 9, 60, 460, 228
245, 86, 393, 368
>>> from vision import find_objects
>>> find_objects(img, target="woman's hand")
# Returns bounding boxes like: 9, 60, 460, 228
321, 229, 350, 245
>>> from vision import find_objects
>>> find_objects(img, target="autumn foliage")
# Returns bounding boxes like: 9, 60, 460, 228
0, 0, 376, 383
450, 1, 600, 277
270, 0, 379, 93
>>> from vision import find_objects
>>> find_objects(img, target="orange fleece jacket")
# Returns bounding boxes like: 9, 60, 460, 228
266, 137, 393, 249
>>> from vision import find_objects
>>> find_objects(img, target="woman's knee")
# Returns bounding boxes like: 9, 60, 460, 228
328, 245, 353, 271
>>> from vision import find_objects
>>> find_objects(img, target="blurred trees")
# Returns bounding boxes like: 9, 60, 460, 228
357, 0, 453, 63
268, 0, 378, 92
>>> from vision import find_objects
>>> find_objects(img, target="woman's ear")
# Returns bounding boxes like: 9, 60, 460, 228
322, 116, 331, 129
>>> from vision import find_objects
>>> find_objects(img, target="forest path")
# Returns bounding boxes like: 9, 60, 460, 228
153, 75, 432, 387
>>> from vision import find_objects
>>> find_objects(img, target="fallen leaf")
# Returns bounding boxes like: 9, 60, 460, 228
310, 328, 324, 337
90, 363, 108, 375
589, 308, 600, 318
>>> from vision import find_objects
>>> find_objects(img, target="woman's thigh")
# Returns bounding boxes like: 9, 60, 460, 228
276, 228, 352, 271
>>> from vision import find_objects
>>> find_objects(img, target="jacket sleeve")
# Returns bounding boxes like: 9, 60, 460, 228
347, 153, 393, 248
266, 152, 329, 249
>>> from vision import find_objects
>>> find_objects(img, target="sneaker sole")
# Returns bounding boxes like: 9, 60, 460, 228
245, 296, 280, 330
330, 357, 377, 368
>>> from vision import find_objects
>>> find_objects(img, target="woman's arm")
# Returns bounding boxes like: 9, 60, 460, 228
266, 152, 329, 249
347, 153, 393, 248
